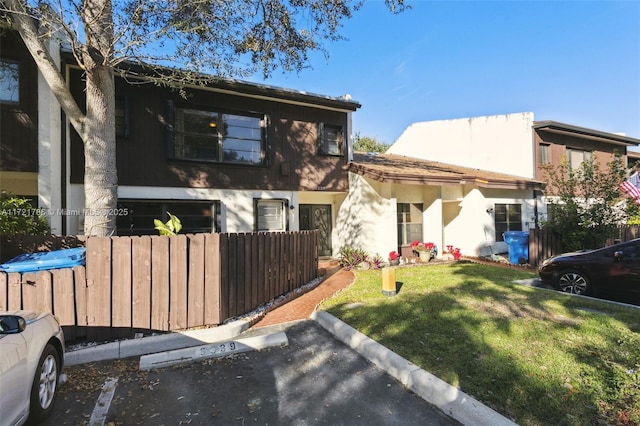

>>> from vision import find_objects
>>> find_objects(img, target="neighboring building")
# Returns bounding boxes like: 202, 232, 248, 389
627, 150, 640, 170
388, 112, 537, 179
0, 30, 359, 257
533, 120, 640, 182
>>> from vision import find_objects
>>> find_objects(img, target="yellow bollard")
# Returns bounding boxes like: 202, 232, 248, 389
381, 267, 397, 296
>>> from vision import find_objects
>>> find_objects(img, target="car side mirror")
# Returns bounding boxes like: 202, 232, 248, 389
0, 315, 26, 334
614, 251, 624, 260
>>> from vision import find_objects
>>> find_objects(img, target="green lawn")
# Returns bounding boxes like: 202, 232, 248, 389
318, 262, 640, 426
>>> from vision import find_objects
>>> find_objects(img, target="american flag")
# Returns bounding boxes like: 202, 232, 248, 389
620, 172, 640, 204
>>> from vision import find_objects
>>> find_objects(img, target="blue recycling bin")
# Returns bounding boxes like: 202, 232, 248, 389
502, 231, 529, 265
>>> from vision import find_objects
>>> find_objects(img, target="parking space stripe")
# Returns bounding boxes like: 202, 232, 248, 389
89, 377, 118, 426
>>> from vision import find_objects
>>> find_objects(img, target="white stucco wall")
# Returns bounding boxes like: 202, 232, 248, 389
443, 187, 537, 257
66, 185, 305, 235
335, 174, 397, 258
388, 112, 536, 179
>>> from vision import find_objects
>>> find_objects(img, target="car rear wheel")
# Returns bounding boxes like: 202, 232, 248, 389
556, 269, 591, 295
29, 343, 60, 422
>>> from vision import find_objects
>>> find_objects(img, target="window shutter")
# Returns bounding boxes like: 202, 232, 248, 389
317, 122, 324, 154
263, 114, 269, 166
165, 100, 175, 159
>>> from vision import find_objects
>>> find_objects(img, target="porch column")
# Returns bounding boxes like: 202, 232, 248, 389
423, 186, 444, 258
38, 37, 63, 234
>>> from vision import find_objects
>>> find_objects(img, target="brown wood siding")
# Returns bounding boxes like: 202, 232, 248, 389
534, 129, 626, 182
69, 71, 350, 192
0, 31, 39, 172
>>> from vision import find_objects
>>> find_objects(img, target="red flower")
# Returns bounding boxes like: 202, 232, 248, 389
389, 251, 400, 260
445, 245, 462, 260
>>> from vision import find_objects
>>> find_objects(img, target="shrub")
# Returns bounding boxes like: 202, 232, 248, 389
541, 154, 626, 251
0, 192, 50, 235
338, 246, 369, 270
338, 246, 385, 270
370, 253, 385, 269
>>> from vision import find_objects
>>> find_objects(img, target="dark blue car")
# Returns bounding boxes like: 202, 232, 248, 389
538, 239, 640, 304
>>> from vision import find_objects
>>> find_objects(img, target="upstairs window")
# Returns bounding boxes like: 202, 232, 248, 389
0, 59, 20, 103
170, 105, 266, 165
539, 143, 550, 165
317, 123, 344, 156
567, 148, 592, 171
494, 203, 522, 241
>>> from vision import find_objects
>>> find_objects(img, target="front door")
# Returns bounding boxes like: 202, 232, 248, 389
299, 204, 332, 257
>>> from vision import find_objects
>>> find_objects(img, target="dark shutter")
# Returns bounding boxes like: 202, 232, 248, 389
165, 100, 175, 159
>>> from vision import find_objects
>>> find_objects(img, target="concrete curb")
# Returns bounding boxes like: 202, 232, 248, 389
64, 319, 251, 366
139, 331, 289, 371
311, 310, 518, 426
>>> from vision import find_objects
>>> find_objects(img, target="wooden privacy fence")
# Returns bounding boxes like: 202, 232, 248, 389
528, 229, 563, 268
528, 225, 640, 267
0, 231, 319, 343
0, 234, 87, 263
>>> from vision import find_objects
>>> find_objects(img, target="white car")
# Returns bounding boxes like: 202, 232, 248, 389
0, 311, 65, 426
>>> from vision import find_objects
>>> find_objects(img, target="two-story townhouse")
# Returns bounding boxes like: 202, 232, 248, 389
345, 113, 639, 261
533, 121, 640, 220
1, 30, 360, 257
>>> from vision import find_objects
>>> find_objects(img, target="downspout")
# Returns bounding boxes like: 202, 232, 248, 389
533, 189, 539, 229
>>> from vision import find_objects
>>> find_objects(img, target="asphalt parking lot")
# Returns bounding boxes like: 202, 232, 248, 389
44, 320, 462, 425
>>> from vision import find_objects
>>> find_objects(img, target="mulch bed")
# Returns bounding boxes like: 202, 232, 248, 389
461, 256, 537, 273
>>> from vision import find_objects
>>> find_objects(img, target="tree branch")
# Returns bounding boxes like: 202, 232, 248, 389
2, 0, 87, 140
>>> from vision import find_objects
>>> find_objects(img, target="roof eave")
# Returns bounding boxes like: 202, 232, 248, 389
349, 165, 544, 190
60, 51, 361, 113
533, 120, 640, 147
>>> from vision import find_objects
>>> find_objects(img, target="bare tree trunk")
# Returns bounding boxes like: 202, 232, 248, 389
83, 65, 117, 236
81, 0, 117, 236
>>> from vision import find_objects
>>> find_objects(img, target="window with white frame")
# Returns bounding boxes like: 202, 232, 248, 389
397, 203, 423, 246
172, 106, 265, 165
494, 203, 522, 241
0, 59, 20, 103
255, 199, 287, 232
317, 123, 344, 156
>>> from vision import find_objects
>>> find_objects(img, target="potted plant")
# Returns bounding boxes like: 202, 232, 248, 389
410, 241, 435, 262
388, 250, 400, 266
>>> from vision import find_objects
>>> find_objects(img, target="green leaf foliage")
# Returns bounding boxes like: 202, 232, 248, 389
0, 192, 50, 235
154, 212, 182, 236
352, 132, 390, 153
541, 153, 627, 252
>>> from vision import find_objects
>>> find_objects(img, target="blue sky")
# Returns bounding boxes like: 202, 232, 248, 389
248, 1, 640, 145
